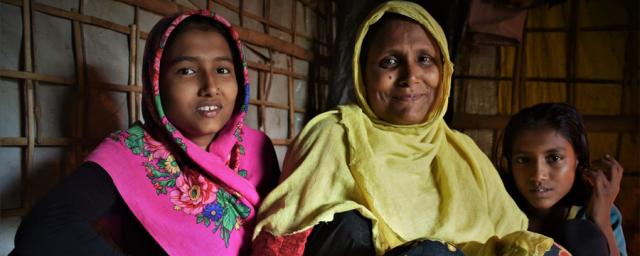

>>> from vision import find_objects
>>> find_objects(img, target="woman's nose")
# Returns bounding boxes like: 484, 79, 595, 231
398, 62, 420, 87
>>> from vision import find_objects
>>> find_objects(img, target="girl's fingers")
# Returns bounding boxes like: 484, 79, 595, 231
582, 172, 595, 187
602, 154, 624, 184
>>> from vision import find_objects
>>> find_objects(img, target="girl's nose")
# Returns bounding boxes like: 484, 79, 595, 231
530, 159, 549, 182
199, 71, 219, 96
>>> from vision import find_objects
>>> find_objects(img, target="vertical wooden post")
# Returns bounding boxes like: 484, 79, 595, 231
72, 16, 86, 174
22, 0, 35, 210
566, 0, 578, 105
258, 71, 266, 131
134, 6, 141, 122
128, 24, 138, 124
287, 0, 296, 141
516, 27, 527, 110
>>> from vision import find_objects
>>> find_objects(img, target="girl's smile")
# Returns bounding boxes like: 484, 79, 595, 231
160, 26, 238, 149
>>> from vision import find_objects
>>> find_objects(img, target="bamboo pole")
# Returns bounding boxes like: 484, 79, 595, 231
0, 137, 28, 146
567, 0, 578, 105
258, 71, 266, 131
451, 113, 639, 132
249, 99, 298, 111
22, 0, 35, 211
515, 27, 527, 110
128, 24, 138, 125
287, 0, 296, 140
247, 60, 306, 79
72, 16, 86, 173
93, 82, 143, 93
0, 69, 75, 85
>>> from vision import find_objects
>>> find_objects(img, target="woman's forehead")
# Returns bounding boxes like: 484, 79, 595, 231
367, 18, 440, 55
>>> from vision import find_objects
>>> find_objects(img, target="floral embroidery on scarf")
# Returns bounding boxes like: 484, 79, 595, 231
110, 124, 251, 247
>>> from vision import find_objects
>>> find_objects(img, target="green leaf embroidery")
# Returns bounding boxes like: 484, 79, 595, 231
234, 202, 251, 218
125, 126, 145, 156
238, 169, 247, 177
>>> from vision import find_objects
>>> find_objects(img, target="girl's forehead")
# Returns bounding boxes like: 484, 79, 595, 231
513, 127, 573, 150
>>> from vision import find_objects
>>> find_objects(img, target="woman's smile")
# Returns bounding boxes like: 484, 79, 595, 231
391, 93, 426, 102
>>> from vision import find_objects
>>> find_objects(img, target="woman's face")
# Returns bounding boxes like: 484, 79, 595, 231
363, 18, 441, 125
160, 27, 238, 149
511, 127, 578, 212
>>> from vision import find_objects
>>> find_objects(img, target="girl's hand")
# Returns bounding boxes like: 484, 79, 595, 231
582, 154, 623, 225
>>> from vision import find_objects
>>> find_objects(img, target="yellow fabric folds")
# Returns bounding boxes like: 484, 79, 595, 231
254, 1, 554, 255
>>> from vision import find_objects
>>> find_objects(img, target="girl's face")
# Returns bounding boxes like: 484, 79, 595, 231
364, 19, 441, 125
160, 27, 238, 149
511, 126, 578, 212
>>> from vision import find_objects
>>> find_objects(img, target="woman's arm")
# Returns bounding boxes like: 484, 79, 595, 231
12, 162, 124, 256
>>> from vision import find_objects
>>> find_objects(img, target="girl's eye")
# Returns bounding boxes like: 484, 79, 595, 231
547, 154, 562, 163
380, 57, 399, 68
217, 67, 231, 74
514, 156, 529, 164
178, 68, 196, 75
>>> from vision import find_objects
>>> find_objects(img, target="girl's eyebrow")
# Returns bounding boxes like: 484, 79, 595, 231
545, 148, 565, 153
167, 55, 234, 65
513, 147, 566, 155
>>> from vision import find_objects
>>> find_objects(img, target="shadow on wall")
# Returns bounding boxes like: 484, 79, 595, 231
83, 65, 130, 153
0, 65, 128, 254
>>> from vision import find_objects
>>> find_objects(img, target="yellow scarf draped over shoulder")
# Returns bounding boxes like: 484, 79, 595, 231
254, 1, 554, 255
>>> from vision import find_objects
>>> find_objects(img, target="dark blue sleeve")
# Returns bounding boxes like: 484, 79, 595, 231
11, 162, 125, 256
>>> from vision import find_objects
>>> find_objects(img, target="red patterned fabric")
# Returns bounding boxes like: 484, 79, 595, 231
252, 229, 313, 256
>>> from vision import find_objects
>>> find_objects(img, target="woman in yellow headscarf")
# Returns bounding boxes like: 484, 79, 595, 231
252, 1, 563, 255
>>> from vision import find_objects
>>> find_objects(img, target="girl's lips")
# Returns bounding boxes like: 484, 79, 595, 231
196, 104, 222, 118
529, 186, 552, 197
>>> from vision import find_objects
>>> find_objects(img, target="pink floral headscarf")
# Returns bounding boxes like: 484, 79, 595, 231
86, 10, 277, 255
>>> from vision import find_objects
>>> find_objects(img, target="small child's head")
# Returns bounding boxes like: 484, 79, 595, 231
501, 103, 590, 213
142, 11, 247, 149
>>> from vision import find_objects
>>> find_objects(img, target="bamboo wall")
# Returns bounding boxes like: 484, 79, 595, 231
452, 0, 639, 254
0, 0, 334, 253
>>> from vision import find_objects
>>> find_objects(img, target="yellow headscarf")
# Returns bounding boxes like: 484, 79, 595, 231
254, 1, 554, 255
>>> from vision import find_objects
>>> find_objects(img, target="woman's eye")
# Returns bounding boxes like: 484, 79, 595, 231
380, 57, 399, 68
418, 55, 433, 65
217, 67, 231, 74
178, 68, 195, 75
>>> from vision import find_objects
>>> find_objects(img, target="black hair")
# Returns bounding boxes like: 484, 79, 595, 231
499, 103, 590, 211
160, 15, 245, 113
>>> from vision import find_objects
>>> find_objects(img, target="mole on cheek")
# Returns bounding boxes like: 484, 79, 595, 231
388, 76, 392, 80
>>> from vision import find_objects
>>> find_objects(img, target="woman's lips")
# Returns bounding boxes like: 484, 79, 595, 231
391, 93, 425, 102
